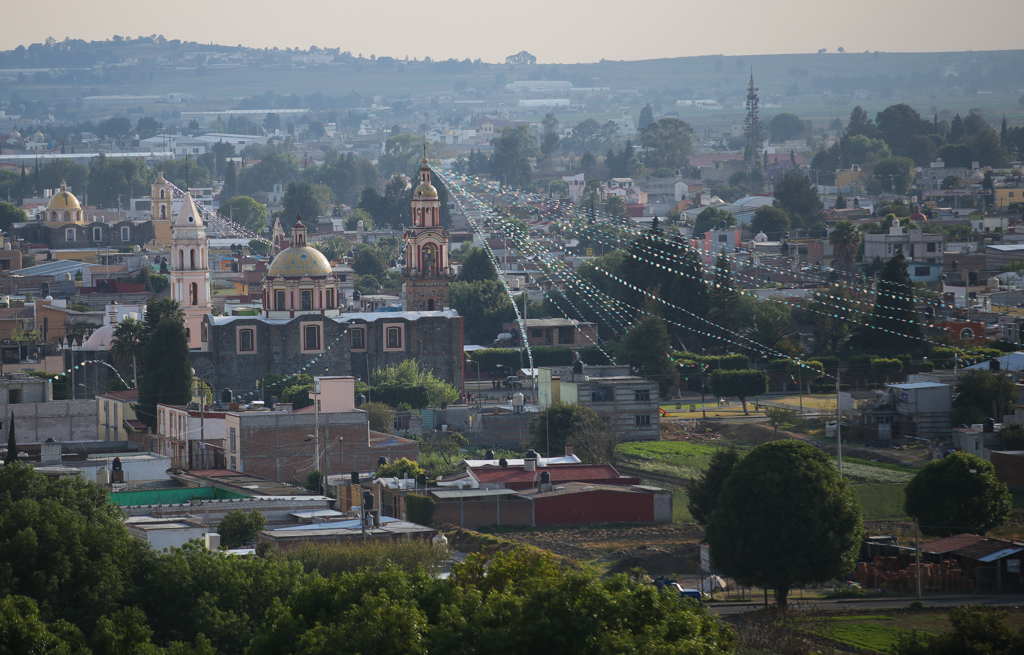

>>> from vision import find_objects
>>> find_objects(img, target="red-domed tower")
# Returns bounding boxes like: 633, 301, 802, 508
403, 156, 451, 311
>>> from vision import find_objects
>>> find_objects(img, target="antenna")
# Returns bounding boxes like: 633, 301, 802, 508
185, 155, 190, 192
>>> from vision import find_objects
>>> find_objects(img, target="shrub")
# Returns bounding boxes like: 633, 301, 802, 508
917, 360, 934, 372
406, 494, 436, 525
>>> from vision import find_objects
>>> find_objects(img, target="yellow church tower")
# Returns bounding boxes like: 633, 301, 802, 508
403, 157, 451, 312
169, 193, 212, 348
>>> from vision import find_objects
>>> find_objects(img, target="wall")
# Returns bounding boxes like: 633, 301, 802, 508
6, 400, 97, 443
127, 523, 209, 552
992, 452, 1024, 490
119, 496, 332, 527
432, 496, 534, 529
534, 490, 655, 527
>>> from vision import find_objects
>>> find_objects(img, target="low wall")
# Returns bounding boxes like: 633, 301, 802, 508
5, 400, 97, 443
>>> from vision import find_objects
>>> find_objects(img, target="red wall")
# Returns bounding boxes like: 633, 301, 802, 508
535, 490, 653, 527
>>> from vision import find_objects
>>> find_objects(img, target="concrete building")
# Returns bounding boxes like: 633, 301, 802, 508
538, 362, 660, 441
862, 217, 944, 264
500, 318, 598, 349
853, 382, 952, 441
0, 374, 96, 443
96, 389, 142, 442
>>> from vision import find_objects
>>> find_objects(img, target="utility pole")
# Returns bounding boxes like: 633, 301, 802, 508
837, 367, 847, 478
914, 517, 922, 599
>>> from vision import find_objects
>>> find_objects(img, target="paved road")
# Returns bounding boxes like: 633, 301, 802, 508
709, 593, 1024, 615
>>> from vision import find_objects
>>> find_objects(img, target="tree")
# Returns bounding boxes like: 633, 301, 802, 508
217, 510, 267, 548
870, 357, 902, 383
566, 411, 617, 464
458, 247, 498, 283
540, 113, 560, 160
0, 202, 28, 234
0, 595, 89, 654
372, 360, 460, 407
767, 113, 806, 143
4, 411, 14, 465
708, 251, 739, 336
238, 151, 300, 197
604, 196, 628, 219
282, 182, 330, 229
873, 156, 915, 195
39, 159, 89, 196
376, 457, 424, 479
449, 279, 516, 345
828, 220, 861, 273
708, 369, 768, 415
687, 447, 740, 528
810, 286, 854, 355
306, 120, 326, 139
361, 401, 395, 433
744, 71, 761, 170
692, 206, 735, 238
136, 306, 191, 430
352, 243, 390, 281
786, 360, 824, 394
875, 104, 931, 158
161, 157, 213, 191
638, 117, 694, 170
97, 117, 133, 140
313, 235, 353, 261
111, 317, 144, 386
845, 105, 878, 138
488, 125, 537, 190
618, 314, 678, 397
749, 205, 791, 239
773, 174, 823, 228
893, 606, 1024, 655
904, 452, 1011, 537
218, 196, 267, 234
88, 155, 153, 209
221, 160, 237, 202
529, 402, 600, 455
864, 247, 920, 356
953, 369, 1018, 425
639, 103, 654, 129
135, 117, 162, 140
706, 440, 863, 607
378, 134, 432, 178
343, 208, 373, 231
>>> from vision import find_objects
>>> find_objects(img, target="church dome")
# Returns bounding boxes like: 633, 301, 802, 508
46, 181, 81, 211
8, 129, 20, 140
267, 245, 332, 277
414, 181, 438, 198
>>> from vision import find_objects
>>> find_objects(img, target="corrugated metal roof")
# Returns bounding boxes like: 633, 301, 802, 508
952, 538, 1024, 561
431, 488, 521, 499
919, 533, 986, 554
887, 382, 948, 389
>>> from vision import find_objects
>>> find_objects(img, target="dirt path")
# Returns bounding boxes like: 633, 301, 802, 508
492, 523, 705, 564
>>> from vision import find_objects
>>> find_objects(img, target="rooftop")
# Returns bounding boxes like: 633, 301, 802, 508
919, 533, 986, 554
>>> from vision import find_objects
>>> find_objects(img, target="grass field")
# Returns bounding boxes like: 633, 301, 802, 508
854, 484, 909, 520
841, 458, 916, 483
617, 441, 732, 479
672, 489, 693, 523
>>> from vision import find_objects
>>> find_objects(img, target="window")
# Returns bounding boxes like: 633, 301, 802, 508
591, 387, 613, 402
51, 211, 57, 221
276, 290, 286, 310
230, 456, 236, 471
63, 211, 71, 222
914, 266, 930, 277
239, 329, 254, 352
634, 389, 651, 401
960, 327, 974, 339
185, 327, 190, 341
189, 282, 198, 305
351, 327, 365, 350
301, 289, 313, 310
113, 405, 118, 439
160, 189, 165, 199
65, 228, 76, 242
304, 325, 320, 351
160, 206, 166, 219
338, 274, 346, 282
201, 323, 208, 342
718, 234, 728, 243
387, 326, 401, 348
190, 249, 196, 269
121, 226, 130, 241
229, 427, 237, 451
427, 298, 434, 311
635, 414, 652, 426
927, 242, 936, 252
531, 329, 544, 338
383, 323, 405, 352
558, 326, 575, 344
93, 227, 102, 241
325, 289, 334, 309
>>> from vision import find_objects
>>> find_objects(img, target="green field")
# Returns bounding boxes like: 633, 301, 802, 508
616, 441, 731, 480
854, 484, 909, 521
841, 458, 915, 483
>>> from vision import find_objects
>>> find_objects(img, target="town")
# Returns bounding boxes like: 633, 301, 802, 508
1, 17, 1024, 655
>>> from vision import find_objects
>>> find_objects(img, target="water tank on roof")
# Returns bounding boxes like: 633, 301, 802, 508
221, 388, 233, 404
540, 470, 551, 484
485, 449, 494, 460
499, 457, 508, 468
525, 449, 539, 460
990, 359, 1001, 372
983, 418, 995, 433
377, 456, 389, 468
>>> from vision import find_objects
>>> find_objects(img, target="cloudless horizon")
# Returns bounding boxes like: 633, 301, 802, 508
5, 0, 1024, 64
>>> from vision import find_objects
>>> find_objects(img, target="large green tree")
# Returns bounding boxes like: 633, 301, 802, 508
872, 156, 915, 195
772, 173, 823, 228
88, 155, 153, 209
618, 313, 678, 397
217, 510, 267, 549
282, 182, 331, 230
136, 302, 192, 430
377, 134, 433, 178
489, 125, 537, 190
457, 247, 498, 283
708, 369, 769, 415
749, 205, 791, 239
863, 248, 920, 356
952, 369, 1018, 425
450, 279, 516, 345
828, 220, 862, 273
691, 206, 735, 238
639, 117, 694, 170
529, 402, 601, 456
767, 113, 806, 143
0, 202, 28, 234
904, 452, 1011, 537
706, 440, 863, 607
218, 196, 267, 234
687, 447, 740, 528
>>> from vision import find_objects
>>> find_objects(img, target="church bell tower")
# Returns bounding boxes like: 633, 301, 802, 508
403, 156, 450, 312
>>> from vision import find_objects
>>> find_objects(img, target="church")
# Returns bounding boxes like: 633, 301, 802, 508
191, 157, 465, 400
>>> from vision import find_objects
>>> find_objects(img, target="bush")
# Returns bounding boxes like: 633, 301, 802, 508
217, 510, 267, 548
917, 360, 934, 372
406, 494, 436, 525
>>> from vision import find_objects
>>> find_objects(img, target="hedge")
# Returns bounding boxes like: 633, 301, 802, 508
406, 494, 436, 525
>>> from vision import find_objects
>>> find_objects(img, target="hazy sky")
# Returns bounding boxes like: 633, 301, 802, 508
8, 0, 1024, 63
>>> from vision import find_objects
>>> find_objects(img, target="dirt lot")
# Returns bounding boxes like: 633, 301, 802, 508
489, 523, 705, 569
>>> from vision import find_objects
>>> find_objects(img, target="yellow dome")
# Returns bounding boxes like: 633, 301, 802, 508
414, 182, 438, 198
267, 246, 332, 277
46, 181, 81, 211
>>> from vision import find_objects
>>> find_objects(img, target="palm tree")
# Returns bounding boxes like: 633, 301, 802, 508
111, 317, 144, 388
829, 220, 862, 274
742, 304, 798, 354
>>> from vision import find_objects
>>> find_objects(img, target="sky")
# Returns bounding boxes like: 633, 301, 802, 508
7, 0, 1024, 63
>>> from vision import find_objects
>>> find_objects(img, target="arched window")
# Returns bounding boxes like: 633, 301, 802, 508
185, 327, 190, 341
160, 206, 166, 219
160, 189, 165, 199
63, 211, 71, 222
179, 249, 184, 270
200, 249, 204, 268
190, 249, 196, 270
960, 328, 974, 340
189, 282, 198, 306
51, 211, 57, 221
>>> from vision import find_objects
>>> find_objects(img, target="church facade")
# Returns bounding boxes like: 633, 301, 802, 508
193, 159, 464, 400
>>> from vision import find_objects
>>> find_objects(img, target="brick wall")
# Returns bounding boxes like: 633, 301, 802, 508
992, 452, 1024, 490
535, 489, 654, 526
6, 400, 97, 443
432, 496, 534, 529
